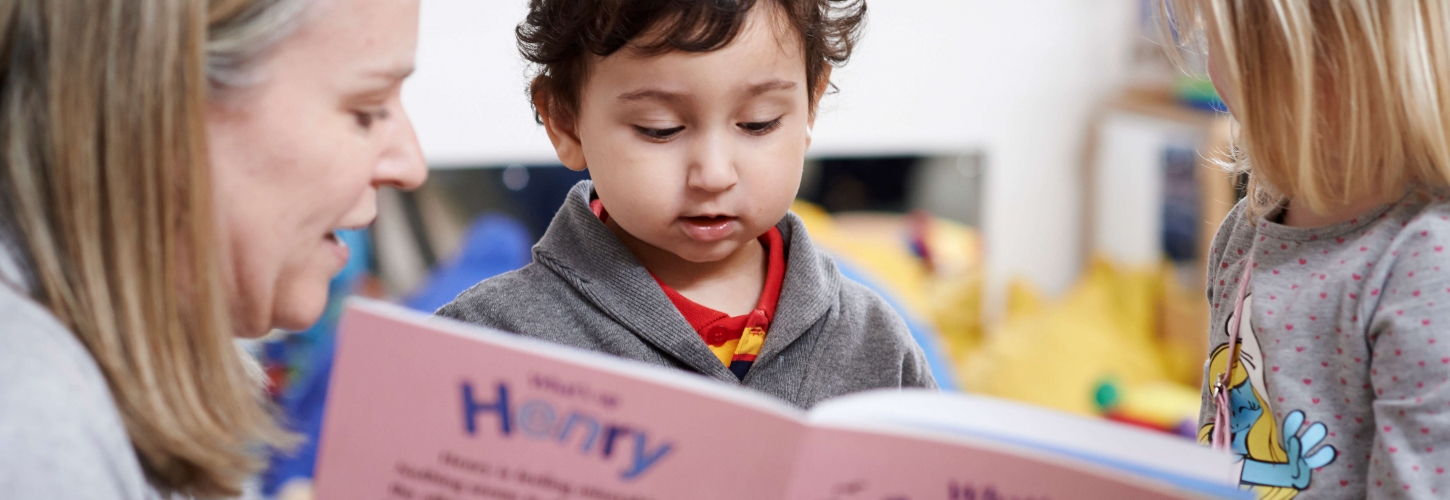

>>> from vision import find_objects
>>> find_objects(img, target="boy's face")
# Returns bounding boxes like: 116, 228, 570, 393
542, 5, 816, 264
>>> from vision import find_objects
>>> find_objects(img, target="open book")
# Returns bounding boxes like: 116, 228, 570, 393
314, 300, 1246, 500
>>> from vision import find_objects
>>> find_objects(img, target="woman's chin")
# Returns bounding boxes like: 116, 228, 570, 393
258, 288, 330, 336
266, 307, 325, 335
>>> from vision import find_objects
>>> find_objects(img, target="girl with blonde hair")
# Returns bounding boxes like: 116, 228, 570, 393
0, 0, 425, 497
1161, 0, 1450, 496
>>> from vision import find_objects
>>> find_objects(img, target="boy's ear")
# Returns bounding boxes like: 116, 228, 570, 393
535, 92, 587, 172
806, 65, 833, 131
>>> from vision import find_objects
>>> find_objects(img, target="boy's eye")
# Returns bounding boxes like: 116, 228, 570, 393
738, 118, 782, 135
634, 125, 684, 141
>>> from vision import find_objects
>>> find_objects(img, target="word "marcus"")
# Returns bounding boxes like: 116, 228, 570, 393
460, 381, 674, 481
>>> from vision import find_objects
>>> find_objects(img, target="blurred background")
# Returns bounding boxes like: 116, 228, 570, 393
251, 1, 1243, 497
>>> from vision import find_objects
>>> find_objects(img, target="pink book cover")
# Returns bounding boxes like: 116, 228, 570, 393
313, 301, 806, 500
314, 301, 1242, 500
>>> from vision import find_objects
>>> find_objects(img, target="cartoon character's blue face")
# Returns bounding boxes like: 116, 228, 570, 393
1228, 380, 1261, 455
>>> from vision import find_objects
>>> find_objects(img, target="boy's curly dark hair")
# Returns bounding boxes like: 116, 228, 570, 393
517, 0, 866, 123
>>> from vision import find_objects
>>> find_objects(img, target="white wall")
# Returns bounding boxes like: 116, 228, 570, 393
822, 2, 1139, 308
406, 0, 542, 166
403, 0, 1138, 304
1091, 112, 1205, 266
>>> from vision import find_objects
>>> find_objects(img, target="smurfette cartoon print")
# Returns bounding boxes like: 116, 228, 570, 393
1201, 294, 1337, 499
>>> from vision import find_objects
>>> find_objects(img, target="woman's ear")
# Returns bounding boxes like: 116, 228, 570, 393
534, 91, 587, 171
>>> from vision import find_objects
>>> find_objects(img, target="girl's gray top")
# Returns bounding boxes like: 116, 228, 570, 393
1202, 191, 1450, 498
0, 233, 156, 499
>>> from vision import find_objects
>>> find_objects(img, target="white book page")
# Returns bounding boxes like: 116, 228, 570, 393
808, 389, 1238, 488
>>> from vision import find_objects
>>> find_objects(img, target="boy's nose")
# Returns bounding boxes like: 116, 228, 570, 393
685, 132, 738, 193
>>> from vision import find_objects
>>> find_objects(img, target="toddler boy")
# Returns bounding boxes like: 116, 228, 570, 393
437, 0, 935, 408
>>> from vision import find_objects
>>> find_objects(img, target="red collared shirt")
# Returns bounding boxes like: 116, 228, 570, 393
591, 199, 785, 380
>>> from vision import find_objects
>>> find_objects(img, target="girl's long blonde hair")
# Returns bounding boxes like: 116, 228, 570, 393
1159, 0, 1450, 215
0, 0, 307, 496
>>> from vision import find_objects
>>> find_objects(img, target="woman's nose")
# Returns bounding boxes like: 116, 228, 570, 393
376, 108, 427, 190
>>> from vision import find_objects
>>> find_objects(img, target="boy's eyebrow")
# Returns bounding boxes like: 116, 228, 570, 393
615, 80, 798, 103
617, 88, 685, 104
746, 79, 796, 96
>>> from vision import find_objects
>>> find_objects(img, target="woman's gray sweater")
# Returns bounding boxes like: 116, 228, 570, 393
0, 236, 156, 499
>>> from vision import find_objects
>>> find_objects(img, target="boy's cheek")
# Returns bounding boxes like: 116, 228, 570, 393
597, 159, 687, 207
593, 167, 686, 234
743, 142, 807, 190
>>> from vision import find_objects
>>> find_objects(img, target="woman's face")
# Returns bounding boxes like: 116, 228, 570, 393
207, 0, 427, 335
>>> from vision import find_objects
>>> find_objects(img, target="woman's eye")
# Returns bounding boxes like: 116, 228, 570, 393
634, 125, 684, 141
739, 118, 782, 135
354, 108, 390, 130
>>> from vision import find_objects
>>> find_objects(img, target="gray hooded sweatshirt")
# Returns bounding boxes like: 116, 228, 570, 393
437, 181, 937, 409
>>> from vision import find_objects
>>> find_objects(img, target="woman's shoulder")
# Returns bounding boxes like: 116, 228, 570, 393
0, 284, 153, 499
0, 283, 115, 411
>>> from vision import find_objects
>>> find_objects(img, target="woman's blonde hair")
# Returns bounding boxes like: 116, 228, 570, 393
1159, 0, 1450, 215
0, 0, 308, 496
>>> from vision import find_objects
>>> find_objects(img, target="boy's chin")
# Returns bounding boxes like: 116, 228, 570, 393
667, 239, 749, 264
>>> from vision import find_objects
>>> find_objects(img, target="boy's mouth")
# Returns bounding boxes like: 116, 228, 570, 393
679, 215, 739, 243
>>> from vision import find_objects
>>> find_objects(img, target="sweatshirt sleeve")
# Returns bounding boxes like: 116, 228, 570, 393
435, 295, 508, 331
902, 342, 939, 389
433, 271, 529, 334
882, 300, 938, 390
1364, 219, 1450, 499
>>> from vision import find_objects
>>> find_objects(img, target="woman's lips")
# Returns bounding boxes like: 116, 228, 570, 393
323, 231, 351, 265
679, 216, 739, 242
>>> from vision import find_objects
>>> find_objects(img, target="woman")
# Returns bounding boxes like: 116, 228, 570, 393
0, 0, 426, 497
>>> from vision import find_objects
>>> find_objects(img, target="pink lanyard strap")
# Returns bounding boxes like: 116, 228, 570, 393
1212, 259, 1254, 451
